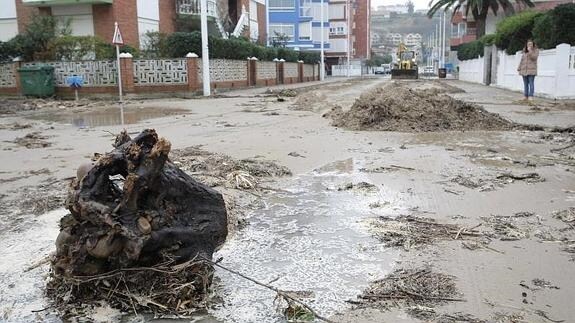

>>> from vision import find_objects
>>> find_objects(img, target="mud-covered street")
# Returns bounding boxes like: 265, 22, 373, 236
1, 77, 574, 322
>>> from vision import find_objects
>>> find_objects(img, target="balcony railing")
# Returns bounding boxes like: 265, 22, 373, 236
177, 0, 217, 16
22, 0, 112, 5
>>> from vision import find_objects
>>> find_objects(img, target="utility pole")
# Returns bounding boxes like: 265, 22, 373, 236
346, 0, 351, 77
439, 12, 445, 68
200, 0, 211, 96
320, 0, 325, 81
443, 11, 447, 68
435, 24, 439, 70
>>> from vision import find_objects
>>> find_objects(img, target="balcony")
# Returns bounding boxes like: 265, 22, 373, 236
177, 0, 217, 17
22, 0, 112, 5
300, 7, 312, 18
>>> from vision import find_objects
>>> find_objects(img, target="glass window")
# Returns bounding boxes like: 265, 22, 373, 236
270, 23, 295, 41
269, 0, 295, 10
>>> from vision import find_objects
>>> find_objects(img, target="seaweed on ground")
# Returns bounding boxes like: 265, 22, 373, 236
352, 267, 463, 309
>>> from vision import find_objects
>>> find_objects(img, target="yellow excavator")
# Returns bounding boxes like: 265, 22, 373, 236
391, 43, 418, 80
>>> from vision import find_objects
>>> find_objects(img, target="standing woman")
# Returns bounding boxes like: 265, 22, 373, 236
517, 39, 539, 101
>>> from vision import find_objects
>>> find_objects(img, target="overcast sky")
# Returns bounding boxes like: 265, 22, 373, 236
371, 0, 432, 10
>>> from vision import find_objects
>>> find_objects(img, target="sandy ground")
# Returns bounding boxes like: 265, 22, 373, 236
0, 76, 574, 322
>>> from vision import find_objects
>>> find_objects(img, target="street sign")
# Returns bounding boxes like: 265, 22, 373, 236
112, 22, 124, 45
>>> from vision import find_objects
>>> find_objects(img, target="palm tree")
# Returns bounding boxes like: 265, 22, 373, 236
427, 0, 535, 37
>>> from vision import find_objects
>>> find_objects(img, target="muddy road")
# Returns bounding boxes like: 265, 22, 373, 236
0, 77, 574, 322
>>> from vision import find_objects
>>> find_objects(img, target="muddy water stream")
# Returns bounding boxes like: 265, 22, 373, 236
0, 159, 400, 322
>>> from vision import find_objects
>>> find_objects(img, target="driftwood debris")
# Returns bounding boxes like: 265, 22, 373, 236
48, 129, 228, 315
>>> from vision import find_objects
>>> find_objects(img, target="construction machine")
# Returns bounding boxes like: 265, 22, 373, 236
391, 43, 418, 80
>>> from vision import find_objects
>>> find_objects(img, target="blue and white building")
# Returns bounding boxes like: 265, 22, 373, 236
267, 0, 330, 51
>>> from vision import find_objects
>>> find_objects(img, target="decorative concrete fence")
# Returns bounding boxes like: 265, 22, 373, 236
0, 55, 319, 97
458, 43, 575, 99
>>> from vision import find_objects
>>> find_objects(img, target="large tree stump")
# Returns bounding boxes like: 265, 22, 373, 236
51, 129, 228, 308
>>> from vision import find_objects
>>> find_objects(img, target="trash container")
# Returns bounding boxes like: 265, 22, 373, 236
438, 68, 447, 79
18, 65, 55, 97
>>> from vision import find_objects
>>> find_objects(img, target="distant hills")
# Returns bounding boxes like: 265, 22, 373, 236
371, 13, 441, 37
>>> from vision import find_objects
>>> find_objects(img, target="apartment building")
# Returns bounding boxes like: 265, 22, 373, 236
325, 0, 370, 66
404, 33, 422, 47
267, 0, 330, 51
0, 0, 267, 46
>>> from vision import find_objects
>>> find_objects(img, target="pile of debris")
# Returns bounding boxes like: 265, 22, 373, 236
324, 84, 515, 132
352, 267, 462, 309
171, 146, 291, 189
367, 215, 481, 250
47, 129, 228, 316
12, 132, 52, 148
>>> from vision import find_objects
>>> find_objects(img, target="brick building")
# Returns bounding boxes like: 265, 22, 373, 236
0, 0, 267, 47
325, 0, 371, 67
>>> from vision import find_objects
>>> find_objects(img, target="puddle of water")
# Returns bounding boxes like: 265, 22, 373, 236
28, 106, 188, 128
0, 160, 400, 322
0, 209, 64, 322
208, 164, 398, 322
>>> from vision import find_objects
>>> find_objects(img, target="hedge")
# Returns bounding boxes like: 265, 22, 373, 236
494, 11, 542, 55
1, 27, 319, 64
458, 4, 575, 60
533, 3, 575, 49
164, 32, 319, 63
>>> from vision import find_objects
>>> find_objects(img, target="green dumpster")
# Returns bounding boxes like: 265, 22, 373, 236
18, 65, 55, 97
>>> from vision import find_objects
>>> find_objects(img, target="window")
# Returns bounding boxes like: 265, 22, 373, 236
300, 0, 312, 16
329, 26, 345, 35
299, 22, 311, 40
269, 0, 295, 10
270, 23, 295, 41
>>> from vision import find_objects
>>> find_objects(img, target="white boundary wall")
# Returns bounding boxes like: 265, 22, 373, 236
331, 65, 362, 77
459, 43, 575, 99
458, 56, 484, 84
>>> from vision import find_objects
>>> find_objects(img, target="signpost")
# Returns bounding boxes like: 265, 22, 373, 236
66, 76, 83, 102
112, 22, 125, 125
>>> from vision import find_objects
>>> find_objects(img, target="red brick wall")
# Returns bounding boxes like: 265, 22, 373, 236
352, 0, 370, 59
159, 0, 177, 34
257, 2, 267, 44
15, 0, 39, 33
92, 0, 139, 48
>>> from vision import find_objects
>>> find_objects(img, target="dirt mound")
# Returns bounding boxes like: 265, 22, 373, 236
291, 91, 327, 111
326, 84, 514, 132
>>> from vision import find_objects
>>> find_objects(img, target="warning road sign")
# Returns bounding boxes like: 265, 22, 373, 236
112, 22, 124, 45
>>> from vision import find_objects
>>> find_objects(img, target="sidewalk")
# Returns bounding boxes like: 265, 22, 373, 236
445, 80, 575, 128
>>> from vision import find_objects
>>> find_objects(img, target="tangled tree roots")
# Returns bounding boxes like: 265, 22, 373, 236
47, 129, 228, 316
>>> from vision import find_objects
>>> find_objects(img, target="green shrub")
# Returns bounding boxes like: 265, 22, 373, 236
141, 32, 170, 58
494, 11, 541, 54
165, 32, 202, 58
457, 39, 484, 61
552, 4, 575, 46
532, 13, 556, 49
533, 4, 575, 49
298, 51, 320, 64
0, 41, 17, 63
164, 32, 313, 62
480, 34, 496, 46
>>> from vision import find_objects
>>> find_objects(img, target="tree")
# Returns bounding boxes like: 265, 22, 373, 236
406, 1, 415, 15
427, 0, 534, 37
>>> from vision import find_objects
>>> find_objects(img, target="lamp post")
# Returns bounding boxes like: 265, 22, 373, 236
200, 0, 211, 96
320, 0, 325, 80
